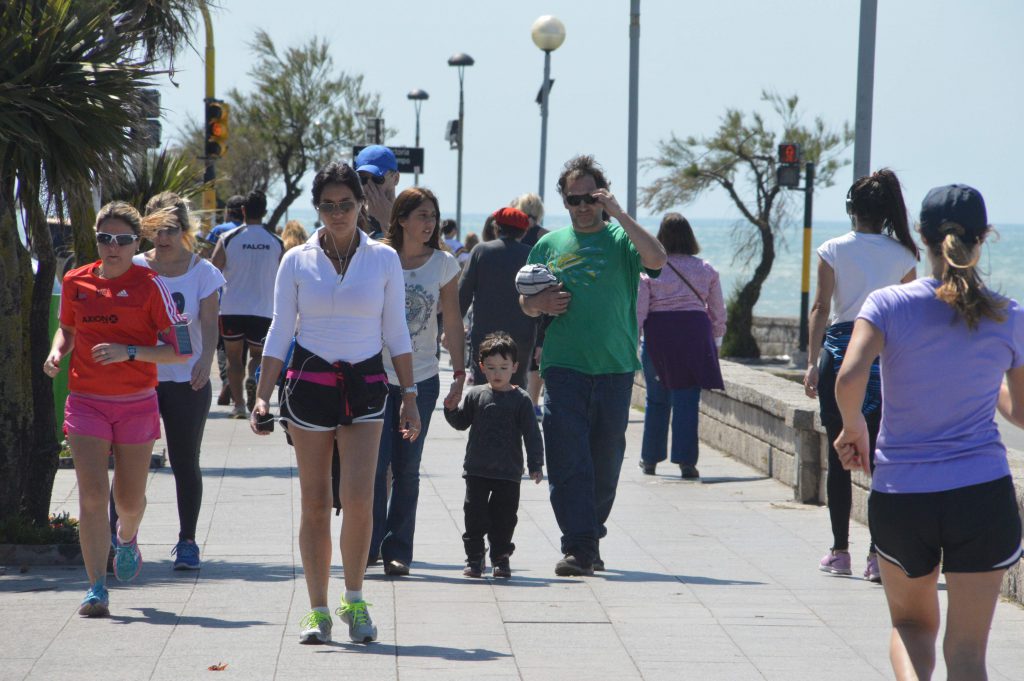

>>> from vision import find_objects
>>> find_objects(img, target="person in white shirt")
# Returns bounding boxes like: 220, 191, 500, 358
131, 191, 224, 571
252, 162, 418, 646
804, 168, 919, 582
369, 188, 467, 577
211, 190, 283, 418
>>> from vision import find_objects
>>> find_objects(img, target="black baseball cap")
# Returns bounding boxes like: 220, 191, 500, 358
919, 184, 987, 244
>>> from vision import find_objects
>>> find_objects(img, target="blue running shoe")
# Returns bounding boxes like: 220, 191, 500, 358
113, 530, 143, 582
78, 582, 109, 617
171, 539, 201, 570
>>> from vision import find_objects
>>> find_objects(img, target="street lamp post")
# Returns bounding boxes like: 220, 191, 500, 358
448, 53, 474, 238
407, 89, 429, 186
531, 16, 566, 202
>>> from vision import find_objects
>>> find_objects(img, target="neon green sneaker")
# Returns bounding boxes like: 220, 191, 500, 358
335, 599, 377, 643
298, 609, 332, 644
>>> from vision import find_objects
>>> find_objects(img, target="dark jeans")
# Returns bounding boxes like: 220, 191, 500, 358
369, 374, 440, 565
640, 345, 701, 466
542, 367, 633, 565
109, 380, 211, 541
463, 475, 520, 561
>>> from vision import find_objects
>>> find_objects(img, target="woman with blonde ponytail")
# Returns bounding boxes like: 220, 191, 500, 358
833, 185, 1023, 681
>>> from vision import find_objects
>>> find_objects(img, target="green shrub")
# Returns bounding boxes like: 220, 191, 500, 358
0, 511, 79, 545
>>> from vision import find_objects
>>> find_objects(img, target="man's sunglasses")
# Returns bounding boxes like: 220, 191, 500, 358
359, 173, 386, 186
564, 193, 598, 207
96, 232, 139, 246
318, 200, 358, 215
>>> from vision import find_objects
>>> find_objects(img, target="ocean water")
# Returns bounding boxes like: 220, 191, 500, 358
282, 207, 1022, 318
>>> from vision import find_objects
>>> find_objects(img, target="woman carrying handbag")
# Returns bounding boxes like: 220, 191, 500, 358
637, 213, 726, 479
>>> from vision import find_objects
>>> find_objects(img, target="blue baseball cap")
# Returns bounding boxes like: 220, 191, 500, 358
355, 145, 398, 177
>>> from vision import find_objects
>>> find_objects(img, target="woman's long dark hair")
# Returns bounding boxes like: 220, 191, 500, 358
847, 168, 919, 260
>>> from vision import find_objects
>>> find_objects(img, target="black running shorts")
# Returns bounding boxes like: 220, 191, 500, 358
279, 344, 389, 431
219, 315, 271, 346
869, 475, 1023, 578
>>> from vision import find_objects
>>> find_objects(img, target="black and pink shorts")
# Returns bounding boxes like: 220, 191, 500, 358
279, 344, 389, 431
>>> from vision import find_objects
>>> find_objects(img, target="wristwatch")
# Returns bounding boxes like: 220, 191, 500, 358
126, 345, 137, 361
402, 385, 418, 397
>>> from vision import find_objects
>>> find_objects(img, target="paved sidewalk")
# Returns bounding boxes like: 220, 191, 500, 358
3, 367, 1024, 681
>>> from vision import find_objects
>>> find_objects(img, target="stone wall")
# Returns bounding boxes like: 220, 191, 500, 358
751, 316, 801, 358
632, 360, 1024, 605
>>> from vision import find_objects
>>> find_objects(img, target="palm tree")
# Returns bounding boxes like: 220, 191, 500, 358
0, 0, 198, 525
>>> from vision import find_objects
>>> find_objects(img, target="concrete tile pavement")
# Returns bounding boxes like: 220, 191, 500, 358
1, 367, 1023, 680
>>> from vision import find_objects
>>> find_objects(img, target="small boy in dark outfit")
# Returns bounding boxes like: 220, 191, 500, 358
444, 332, 544, 578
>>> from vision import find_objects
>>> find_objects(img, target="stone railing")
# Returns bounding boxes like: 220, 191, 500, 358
632, 359, 1024, 605
751, 316, 800, 358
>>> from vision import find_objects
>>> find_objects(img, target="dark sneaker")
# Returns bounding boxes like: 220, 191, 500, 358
384, 560, 410, 576
78, 582, 110, 618
639, 461, 656, 475
463, 557, 485, 578
555, 554, 594, 577
171, 539, 201, 570
593, 549, 605, 572
245, 377, 257, 411
216, 385, 231, 406
680, 464, 700, 480
336, 599, 377, 643
492, 556, 511, 579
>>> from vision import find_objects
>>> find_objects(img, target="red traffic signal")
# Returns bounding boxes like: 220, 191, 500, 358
205, 100, 229, 158
778, 142, 801, 166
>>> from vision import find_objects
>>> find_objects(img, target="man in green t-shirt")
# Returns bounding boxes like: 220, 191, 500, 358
521, 155, 666, 576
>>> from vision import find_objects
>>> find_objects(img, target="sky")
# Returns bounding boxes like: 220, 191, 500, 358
154, 0, 1024, 227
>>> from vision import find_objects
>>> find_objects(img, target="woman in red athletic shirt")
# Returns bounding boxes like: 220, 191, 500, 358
43, 201, 190, 617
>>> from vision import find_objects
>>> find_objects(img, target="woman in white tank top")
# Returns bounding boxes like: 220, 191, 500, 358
803, 169, 919, 582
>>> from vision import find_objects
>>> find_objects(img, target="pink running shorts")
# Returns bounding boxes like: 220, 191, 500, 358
64, 391, 161, 444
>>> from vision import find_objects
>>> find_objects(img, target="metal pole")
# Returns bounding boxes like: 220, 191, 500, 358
413, 101, 422, 187
799, 162, 815, 353
456, 69, 465, 239
539, 50, 552, 201
199, 2, 216, 233
626, 0, 640, 217
853, 0, 877, 180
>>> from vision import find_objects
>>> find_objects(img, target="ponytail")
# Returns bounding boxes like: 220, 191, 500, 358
933, 226, 1005, 331
847, 168, 919, 260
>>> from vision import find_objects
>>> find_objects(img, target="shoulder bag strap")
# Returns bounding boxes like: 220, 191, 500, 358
665, 260, 707, 307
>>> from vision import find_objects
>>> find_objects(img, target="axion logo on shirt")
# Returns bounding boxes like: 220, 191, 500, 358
83, 314, 119, 324
242, 244, 271, 250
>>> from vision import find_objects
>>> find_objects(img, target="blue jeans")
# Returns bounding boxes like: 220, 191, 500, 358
640, 344, 701, 466
542, 367, 633, 564
369, 373, 440, 565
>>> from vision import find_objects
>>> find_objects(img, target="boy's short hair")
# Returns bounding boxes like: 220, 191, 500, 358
478, 332, 518, 364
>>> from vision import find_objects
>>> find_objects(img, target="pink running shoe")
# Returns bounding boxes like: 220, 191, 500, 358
864, 553, 882, 583
819, 549, 852, 575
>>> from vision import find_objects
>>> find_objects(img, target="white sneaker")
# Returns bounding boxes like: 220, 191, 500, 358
298, 609, 332, 644
336, 599, 377, 643
230, 405, 248, 419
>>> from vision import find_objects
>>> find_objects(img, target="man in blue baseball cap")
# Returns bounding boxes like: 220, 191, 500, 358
355, 145, 400, 236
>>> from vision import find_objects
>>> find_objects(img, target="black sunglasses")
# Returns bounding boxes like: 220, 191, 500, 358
359, 173, 386, 186
96, 232, 139, 246
565, 193, 599, 207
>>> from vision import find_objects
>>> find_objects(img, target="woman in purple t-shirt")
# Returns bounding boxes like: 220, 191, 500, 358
834, 184, 1024, 681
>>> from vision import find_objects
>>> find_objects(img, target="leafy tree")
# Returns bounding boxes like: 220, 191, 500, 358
642, 91, 852, 357
226, 31, 389, 230
0, 0, 194, 526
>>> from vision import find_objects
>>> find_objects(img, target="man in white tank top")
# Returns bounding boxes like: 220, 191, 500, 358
211, 190, 284, 417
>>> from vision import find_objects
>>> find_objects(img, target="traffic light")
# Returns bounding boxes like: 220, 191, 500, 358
205, 99, 229, 158
777, 142, 801, 188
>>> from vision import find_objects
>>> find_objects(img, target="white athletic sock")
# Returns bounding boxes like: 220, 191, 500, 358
344, 590, 363, 604
312, 606, 330, 616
